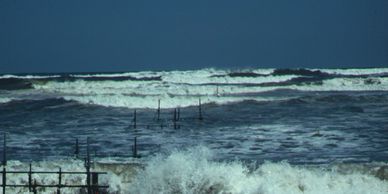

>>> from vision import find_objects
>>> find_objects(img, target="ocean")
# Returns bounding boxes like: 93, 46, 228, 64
0, 67, 388, 193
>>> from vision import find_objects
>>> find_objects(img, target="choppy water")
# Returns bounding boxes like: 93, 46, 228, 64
0, 67, 388, 193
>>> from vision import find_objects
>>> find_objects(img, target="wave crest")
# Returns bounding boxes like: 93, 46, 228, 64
1, 147, 388, 194
128, 146, 388, 194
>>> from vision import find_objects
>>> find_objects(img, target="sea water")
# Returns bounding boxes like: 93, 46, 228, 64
0, 68, 388, 193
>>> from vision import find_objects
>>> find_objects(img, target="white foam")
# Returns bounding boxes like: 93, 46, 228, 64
0, 159, 93, 194
0, 97, 13, 103
63, 95, 288, 109
31, 76, 388, 108
159, 68, 284, 85
1, 147, 388, 194
0, 74, 60, 79
128, 147, 388, 194
3, 68, 384, 108
69, 71, 160, 79
32, 78, 281, 96
318, 68, 388, 75
287, 77, 388, 91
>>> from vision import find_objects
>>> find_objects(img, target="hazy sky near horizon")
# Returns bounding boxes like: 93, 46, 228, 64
0, 0, 387, 73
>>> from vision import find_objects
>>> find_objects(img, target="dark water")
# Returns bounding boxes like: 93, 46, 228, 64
1, 90, 387, 164
2, 67, 388, 194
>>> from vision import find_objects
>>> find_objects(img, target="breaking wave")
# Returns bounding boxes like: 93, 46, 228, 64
1, 92, 386, 112
318, 68, 388, 76
31, 77, 388, 108
2, 147, 388, 194
0, 97, 13, 104
1, 68, 388, 108
128, 147, 388, 194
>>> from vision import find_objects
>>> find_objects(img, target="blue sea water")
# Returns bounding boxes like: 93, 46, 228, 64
0, 68, 388, 193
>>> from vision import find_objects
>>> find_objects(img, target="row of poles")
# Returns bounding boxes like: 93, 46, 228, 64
132, 98, 204, 130
0, 98, 205, 193
1, 134, 109, 194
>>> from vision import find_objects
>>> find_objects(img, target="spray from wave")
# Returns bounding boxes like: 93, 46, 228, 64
1, 148, 388, 194
127, 146, 388, 194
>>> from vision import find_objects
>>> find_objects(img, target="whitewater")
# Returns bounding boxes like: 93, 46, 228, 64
1, 67, 388, 193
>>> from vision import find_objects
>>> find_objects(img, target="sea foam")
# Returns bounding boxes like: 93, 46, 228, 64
128, 147, 388, 194
31, 76, 388, 108
2, 68, 388, 108
1, 147, 388, 194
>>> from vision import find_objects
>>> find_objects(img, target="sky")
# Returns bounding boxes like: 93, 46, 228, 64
0, 0, 387, 73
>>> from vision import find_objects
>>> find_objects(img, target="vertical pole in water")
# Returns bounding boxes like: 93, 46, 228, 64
57, 167, 62, 194
75, 138, 79, 159
132, 137, 137, 158
92, 173, 99, 194
157, 99, 161, 121
86, 137, 91, 194
28, 163, 32, 192
198, 98, 203, 121
32, 179, 37, 194
2, 132, 6, 194
133, 109, 137, 129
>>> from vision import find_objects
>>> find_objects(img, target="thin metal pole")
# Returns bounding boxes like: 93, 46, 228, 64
132, 137, 137, 158
32, 179, 37, 194
28, 163, 32, 192
57, 167, 62, 194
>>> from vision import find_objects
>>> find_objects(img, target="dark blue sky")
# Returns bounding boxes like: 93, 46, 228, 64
0, 0, 387, 73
